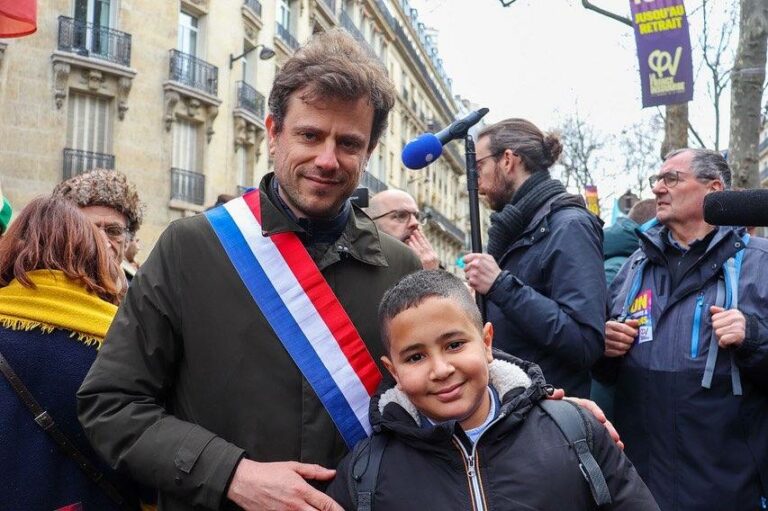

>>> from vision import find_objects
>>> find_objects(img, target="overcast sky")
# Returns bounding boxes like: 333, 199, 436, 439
409, 0, 741, 210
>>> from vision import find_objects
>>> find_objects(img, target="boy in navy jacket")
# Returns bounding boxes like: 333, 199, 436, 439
327, 270, 658, 510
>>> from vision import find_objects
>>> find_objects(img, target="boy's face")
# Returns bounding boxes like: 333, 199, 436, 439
382, 296, 494, 430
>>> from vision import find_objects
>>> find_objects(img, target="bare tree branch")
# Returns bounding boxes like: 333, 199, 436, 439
581, 0, 632, 27
557, 114, 605, 194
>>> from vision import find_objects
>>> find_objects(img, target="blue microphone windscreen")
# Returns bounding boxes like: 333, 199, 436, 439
401, 134, 443, 170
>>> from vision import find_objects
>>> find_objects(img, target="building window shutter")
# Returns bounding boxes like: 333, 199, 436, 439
173, 118, 199, 172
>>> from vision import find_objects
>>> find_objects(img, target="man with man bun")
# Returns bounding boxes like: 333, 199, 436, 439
463, 118, 606, 398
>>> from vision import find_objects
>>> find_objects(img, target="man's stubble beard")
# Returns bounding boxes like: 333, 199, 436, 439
488, 173, 517, 212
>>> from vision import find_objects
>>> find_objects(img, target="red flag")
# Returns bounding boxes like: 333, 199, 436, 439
0, 0, 37, 38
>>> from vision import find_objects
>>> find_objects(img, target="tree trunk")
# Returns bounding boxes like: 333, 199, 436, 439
728, 0, 768, 189
661, 103, 689, 159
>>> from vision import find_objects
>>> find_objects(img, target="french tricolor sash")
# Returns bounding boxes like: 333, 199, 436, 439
204, 191, 382, 448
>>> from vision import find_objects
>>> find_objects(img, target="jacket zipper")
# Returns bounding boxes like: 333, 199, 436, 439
690, 293, 705, 358
452, 413, 506, 511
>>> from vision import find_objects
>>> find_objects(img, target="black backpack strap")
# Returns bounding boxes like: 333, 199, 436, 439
350, 433, 389, 511
0, 350, 135, 511
539, 399, 612, 506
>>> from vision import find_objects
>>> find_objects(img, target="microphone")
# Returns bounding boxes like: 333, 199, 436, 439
703, 189, 768, 227
401, 108, 490, 169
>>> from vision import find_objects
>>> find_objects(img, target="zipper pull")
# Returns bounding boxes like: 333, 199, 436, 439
466, 455, 476, 477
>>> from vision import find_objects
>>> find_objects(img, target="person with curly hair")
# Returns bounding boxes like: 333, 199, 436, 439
53, 169, 144, 265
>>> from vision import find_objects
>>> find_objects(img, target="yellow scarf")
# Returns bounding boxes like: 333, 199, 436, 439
0, 269, 117, 347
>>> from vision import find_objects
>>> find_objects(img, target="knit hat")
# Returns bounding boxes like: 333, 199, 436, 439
52, 169, 144, 233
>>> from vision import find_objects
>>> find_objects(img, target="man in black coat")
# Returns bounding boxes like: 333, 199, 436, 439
464, 118, 606, 398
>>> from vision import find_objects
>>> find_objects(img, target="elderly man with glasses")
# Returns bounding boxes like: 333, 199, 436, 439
594, 148, 768, 511
367, 189, 440, 269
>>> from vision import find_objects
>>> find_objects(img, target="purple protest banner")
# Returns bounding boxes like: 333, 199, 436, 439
630, 0, 694, 108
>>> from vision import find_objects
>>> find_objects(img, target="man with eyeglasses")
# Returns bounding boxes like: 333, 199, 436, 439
462, 118, 606, 399
53, 168, 143, 271
594, 148, 768, 511
367, 189, 440, 269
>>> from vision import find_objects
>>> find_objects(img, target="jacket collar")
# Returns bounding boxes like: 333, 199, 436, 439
498, 193, 593, 263
637, 222, 748, 304
371, 351, 549, 439
257, 173, 388, 269
638, 221, 745, 268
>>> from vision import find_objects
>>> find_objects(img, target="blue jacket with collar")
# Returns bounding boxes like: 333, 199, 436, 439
596, 222, 768, 511
486, 194, 606, 398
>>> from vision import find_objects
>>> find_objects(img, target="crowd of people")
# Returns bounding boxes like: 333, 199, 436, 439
0, 29, 766, 511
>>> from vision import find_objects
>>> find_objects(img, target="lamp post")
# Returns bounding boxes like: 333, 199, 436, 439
229, 44, 276, 69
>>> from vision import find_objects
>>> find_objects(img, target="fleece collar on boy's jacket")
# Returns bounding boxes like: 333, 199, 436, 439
369, 350, 550, 447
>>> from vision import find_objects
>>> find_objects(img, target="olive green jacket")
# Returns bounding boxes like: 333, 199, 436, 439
77, 175, 421, 510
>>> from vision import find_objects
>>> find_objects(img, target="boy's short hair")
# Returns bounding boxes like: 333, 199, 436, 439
378, 270, 483, 352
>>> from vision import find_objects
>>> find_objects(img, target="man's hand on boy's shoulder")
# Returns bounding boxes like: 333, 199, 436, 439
548, 389, 624, 450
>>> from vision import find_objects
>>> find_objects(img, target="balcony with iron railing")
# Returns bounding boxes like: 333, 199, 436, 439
237, 81, 265, 120
57, 16, 132, 66
244, 0, 262, 18
360, 171, 388, 194
62, 148, 115, 180
422, 205, 465, 245
171, 168, 206, 205
275, 22, 299, 51
169, 49, 218, 96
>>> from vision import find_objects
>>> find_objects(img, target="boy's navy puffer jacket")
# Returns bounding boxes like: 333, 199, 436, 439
327, 352, 659, 511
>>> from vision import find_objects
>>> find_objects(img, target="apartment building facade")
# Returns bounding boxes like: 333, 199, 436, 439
0, 0, 486, 272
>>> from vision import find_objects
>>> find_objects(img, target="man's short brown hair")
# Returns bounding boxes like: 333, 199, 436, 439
268, 29, 395, 152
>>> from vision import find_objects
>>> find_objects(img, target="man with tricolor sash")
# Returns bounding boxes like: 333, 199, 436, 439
77, 29, 421, 511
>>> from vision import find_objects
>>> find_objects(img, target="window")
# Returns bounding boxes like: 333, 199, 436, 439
178, 11, 199, 56
67, 92, 113, 155
73, 0, 115, 59
74, 0, 113, 27
277, 0, 291, 30
237, 147, 250, 188
241, 41, 260, 85
64, 92, 114, 177
173, 118, 200, 173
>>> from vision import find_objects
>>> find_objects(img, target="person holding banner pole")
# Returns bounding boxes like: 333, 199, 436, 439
77, 29, 421, 511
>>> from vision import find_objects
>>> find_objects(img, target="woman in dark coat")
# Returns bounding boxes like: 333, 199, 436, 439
0, 196, 143, 510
